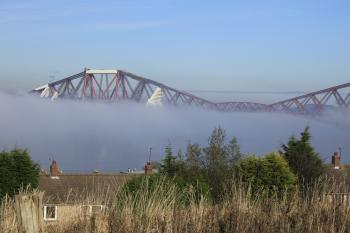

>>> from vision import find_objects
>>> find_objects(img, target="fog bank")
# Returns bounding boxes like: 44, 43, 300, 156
0, 91, 349, 172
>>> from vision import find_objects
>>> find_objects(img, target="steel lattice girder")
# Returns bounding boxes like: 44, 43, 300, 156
269, 83, 350, 115
31, 69, 350, 115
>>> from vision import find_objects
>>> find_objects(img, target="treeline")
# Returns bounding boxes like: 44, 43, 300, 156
0, 126, 325, 203
127, 126, 325, 202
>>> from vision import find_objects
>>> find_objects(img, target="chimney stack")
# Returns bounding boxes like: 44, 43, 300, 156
144, 161, 153, 175
50, 160, 60, 177
331, 152, 341, 169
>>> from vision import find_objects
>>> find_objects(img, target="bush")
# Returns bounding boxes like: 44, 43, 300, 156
235, 152, 296, 197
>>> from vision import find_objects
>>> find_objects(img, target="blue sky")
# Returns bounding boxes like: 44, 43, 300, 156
0, 0, 349, 94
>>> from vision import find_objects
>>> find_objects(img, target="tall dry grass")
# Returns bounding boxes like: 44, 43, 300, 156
1, 177, 350, 233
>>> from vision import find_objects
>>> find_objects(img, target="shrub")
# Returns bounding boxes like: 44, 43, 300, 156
235, 152, 296, 197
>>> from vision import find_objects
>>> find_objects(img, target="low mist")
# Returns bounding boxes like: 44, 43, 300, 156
0, 91, 349, 172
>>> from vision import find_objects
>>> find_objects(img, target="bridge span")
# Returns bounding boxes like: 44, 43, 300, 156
31, 69, 350, 115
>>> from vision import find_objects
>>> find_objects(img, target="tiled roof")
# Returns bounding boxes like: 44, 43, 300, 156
38, 173, 136, 204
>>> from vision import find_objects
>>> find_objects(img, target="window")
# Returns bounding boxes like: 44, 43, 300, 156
43, 205, 57, 221
81, 205, 91, 216
81, 205, 105, 216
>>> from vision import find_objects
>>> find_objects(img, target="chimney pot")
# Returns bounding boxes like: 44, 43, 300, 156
145, 161, 153, 175
332, 152, 341, 169
50, 160, 60, 177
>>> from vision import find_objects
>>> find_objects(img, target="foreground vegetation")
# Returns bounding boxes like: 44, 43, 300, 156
153, 126, 324, 202
0, 127, 341, 232
1, 177, 350, 233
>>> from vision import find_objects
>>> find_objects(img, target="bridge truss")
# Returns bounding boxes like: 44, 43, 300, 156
32, 69, 350, 115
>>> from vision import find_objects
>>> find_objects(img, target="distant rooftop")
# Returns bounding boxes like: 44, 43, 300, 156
38, 173, 134, 204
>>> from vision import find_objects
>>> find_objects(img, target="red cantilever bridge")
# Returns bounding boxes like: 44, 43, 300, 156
31, 69, 350, 115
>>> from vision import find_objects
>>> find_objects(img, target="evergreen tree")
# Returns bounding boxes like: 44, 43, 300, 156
160, 144, 178, 177
281, 127, 324, 186
0, 148, 40, 199
0, 152, 16, 198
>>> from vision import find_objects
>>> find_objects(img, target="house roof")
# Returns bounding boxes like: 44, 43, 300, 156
324, 164, 350, 193
38, 173, 136, 204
